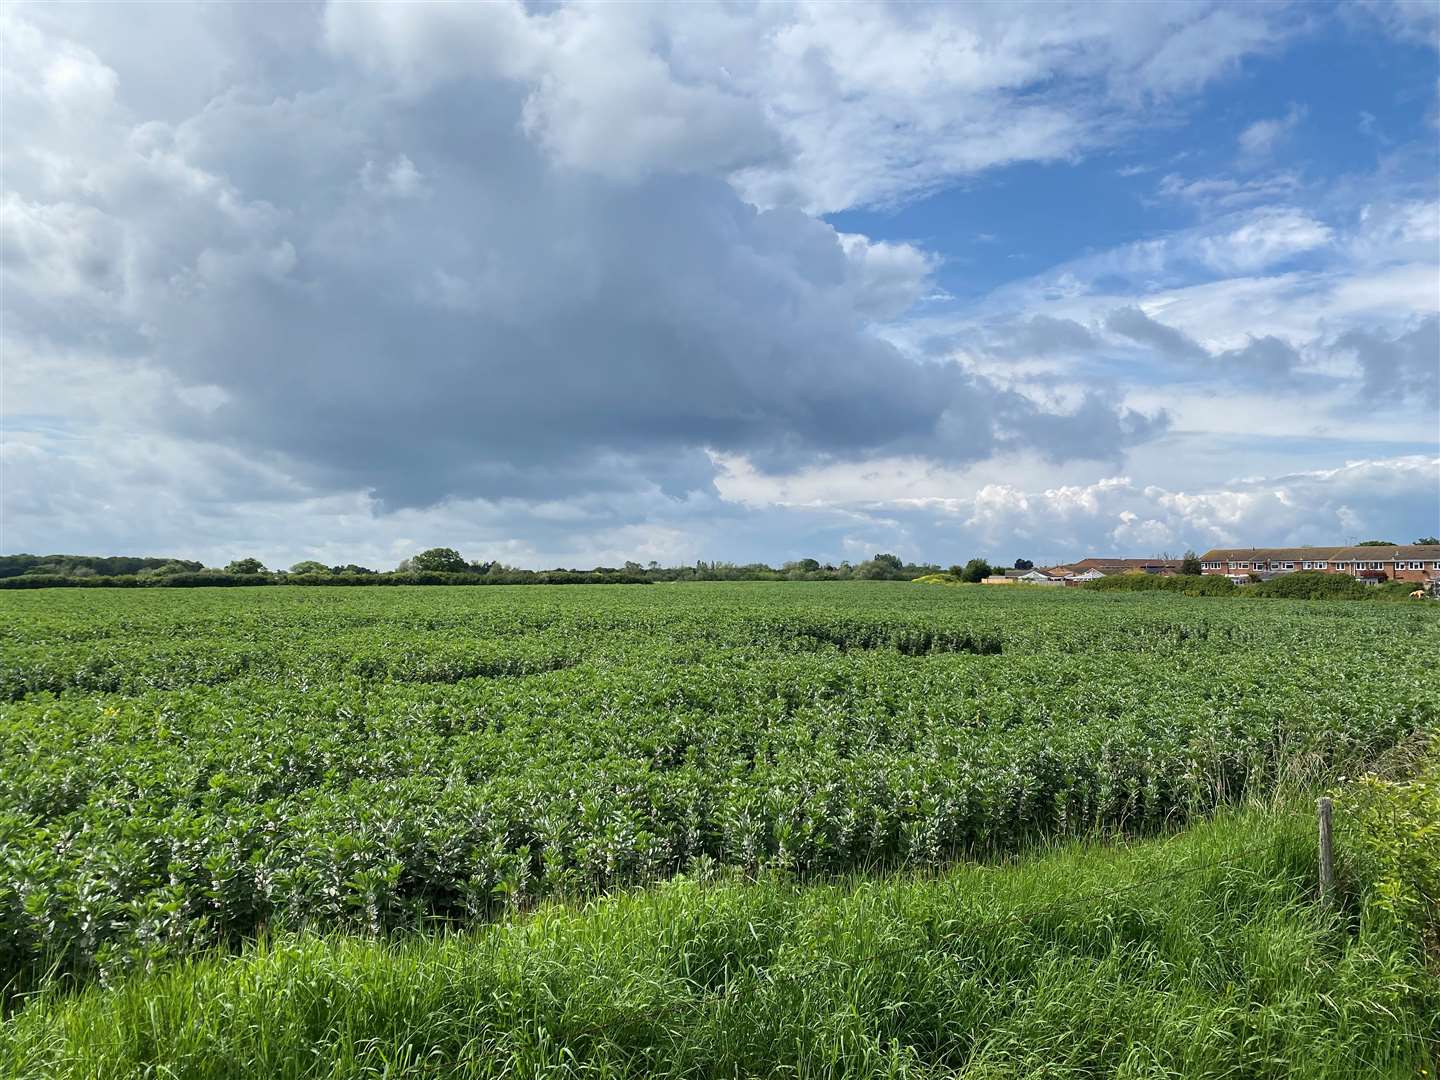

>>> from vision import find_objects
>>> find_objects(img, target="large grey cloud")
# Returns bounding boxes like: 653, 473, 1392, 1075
1, 5, 1167, 513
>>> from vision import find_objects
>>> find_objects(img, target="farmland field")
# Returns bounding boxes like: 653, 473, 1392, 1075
2, 582, 1437, 1077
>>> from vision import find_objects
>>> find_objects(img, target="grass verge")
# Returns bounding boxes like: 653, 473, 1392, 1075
3, 802, 1434, 1079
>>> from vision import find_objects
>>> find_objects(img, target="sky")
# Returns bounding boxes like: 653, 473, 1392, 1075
2, 1, 1438, 571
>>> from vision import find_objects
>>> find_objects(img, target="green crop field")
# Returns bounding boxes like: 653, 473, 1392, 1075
2, 583, 1436, 1078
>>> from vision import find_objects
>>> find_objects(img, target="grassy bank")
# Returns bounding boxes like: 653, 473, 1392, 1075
4, 803, 1434, 1079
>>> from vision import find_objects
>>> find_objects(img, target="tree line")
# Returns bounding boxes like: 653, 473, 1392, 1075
0, 549, 944, 589
7, 540, 1431, 590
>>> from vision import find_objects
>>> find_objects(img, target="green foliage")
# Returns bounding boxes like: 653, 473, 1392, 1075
2, 806, 1435, 1079
288, 560, 331, 575
0, 554, 201, 579
1356, 539, 1398, 546
409, 547, 469, 573
1249, 571, 1369, 600
1086, 573, 1236, 596
224, 558, 267, 575
959, 558, 991, 583
1014, 557, 1033, 571
1372, 580, 1425, 601
1181, 550, 1203, 575
0, 583, 1435, 994
1416, 536, 1439, 546
1337, 751, 1440, 944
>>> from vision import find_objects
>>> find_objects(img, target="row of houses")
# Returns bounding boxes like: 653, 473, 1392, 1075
1197, 545, 1440, 584
980, 546, 1440, 586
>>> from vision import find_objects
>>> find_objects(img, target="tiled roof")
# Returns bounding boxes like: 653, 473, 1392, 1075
1068, 557, 1185, 570
1199, 545, 1440, 562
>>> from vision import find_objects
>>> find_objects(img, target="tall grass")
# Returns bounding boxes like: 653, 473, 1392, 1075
5, 803, 1434, 1079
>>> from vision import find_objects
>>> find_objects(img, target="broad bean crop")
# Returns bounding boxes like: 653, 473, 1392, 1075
1, 582, 1435, 987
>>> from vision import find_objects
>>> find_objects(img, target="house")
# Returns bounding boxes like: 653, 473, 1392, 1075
1017, 568, 1065, 585
982, 569, 1064, 585
1070, 557, 1185, 576
1046, 558, 1185, 579
1198, 545, 1440, 584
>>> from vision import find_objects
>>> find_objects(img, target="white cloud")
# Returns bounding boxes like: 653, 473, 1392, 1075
1191, 207, 1333, 274
1238, 104, 1306, 158
322, 1, 1293, 213
360, 155, 425, 199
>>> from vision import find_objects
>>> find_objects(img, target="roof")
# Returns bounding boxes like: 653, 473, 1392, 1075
1199, 545, 1440, 562
1057, 557, 1186, 572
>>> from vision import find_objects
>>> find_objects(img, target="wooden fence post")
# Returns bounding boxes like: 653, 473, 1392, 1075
1317, 796, 1334, 907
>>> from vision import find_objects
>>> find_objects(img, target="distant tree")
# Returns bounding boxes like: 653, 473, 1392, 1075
139, 561, 197, 578
1180, 550, 1203, 576
624, 561, 643, 572
224, 558, 267, 575
289, 560, 330, 575
1416, 536, 1439, 546
409, 547, 467, 573
797, 558, 821, 573
1356, 539, 1397, 546
1013, 558, 1034, 571
872, 553, 903, 572
959, 558, 992, 583
949, 565, 965, 579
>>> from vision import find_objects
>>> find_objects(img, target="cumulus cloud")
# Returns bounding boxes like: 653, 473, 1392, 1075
958, 457, 1440, 558
323, 0, 1293, 212
2, 4, 1170, 524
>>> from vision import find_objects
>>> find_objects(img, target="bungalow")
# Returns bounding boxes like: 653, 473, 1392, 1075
1017, 568, 1066, 585
1050, 558, 1185, 577
1198, 545, 1440, 584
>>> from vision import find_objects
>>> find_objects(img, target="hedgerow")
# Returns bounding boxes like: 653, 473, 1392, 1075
1085, 574, 1236, 596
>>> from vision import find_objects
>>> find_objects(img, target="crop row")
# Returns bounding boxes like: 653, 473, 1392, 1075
1, 583, 1436, 990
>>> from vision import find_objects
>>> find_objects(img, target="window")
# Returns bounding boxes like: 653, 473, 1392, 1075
1315, 562, 1327, 570
1367, 561, 1383, 570
1233, 562, 1249, 570
1280, 562, 1294, 570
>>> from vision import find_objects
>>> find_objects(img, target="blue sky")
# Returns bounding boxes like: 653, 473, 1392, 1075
2, 1, 1437, 570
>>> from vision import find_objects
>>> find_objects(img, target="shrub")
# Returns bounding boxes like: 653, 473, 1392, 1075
1085, 574, 1235, 596
1337, 751, 1439, 947
1249, 572, 1368, 600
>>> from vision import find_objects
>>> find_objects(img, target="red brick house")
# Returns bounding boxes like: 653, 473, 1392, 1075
1198, 545, 1440, 584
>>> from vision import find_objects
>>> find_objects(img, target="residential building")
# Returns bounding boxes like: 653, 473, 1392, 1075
1198, 546, 1440, 584
1046, 558, 1185, 578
